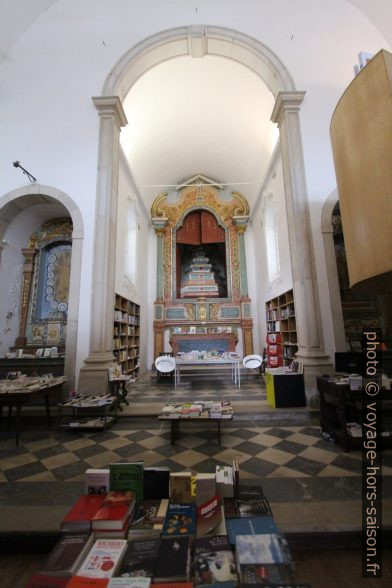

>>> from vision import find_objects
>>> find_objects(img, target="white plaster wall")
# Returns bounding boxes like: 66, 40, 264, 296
249, 154, 293, 354
0, 204, 69, 355
0, 0, 390, 374
116, 153, 150, 373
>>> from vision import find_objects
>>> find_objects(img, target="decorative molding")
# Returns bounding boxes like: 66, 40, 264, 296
92, 96, 128, 128
271, 91, 306, 127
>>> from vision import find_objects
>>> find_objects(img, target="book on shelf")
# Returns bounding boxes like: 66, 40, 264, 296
143, 467, 170, 499
40, 532, 95, 577
77, 539, 128, 579
25, 573, 70, 587
85, 469, 110, 496
92, 491, 136, 531
194, 534, 237, 587
169, 471, 192, 504
226, 516, 278, 547
195, 472, 216, 506
128, 499, 169, 539
153, 536, 192, 583
161, 503, 196, 537
109, 462, 144, 502
196, 495, 223, 538
117, 537, 160, 578
61, 495, 106, 532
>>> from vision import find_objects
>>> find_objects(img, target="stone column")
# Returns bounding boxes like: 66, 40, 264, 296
154, 226, 166, 300
15, 248, 38, 348
78, 96, 128, 394
271, 92, 332, 406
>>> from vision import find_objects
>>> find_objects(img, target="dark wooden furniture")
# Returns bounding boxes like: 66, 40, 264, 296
317, 376, 392, 451
0, 376, 65, 446
158, 415, 231, 445
265, 372, 306, 407
0, 356, 64, 379
58, 394, 117, 431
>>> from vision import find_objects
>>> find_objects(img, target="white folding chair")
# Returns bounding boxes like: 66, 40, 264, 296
242, 354, 263, 381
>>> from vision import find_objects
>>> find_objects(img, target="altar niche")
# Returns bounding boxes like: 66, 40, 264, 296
176, 209, 227, 300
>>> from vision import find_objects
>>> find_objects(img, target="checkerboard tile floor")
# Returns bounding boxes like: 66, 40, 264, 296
1, 417, 391, 504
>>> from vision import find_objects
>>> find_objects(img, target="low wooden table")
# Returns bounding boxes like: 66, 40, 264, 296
0, 376, 66, 446
158, 402, 233, 444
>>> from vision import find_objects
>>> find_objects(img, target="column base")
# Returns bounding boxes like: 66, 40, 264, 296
78, 352, 115, 395
295, 351, 334, 409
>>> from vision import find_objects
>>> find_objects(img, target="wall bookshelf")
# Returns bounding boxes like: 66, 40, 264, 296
265, 288, 298, 367
113, 294, 140, 379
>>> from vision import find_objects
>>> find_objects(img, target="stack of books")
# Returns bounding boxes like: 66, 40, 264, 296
159, 401, 233, 420
26, 462, 309, 588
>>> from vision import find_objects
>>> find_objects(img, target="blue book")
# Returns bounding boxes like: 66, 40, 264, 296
161, 503, 196, 537
226, 515, 278, 546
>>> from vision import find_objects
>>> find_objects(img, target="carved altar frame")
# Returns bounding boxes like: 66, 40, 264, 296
151, 176, 254, 359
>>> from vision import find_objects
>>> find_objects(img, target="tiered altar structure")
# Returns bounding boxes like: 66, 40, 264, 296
151, 175, 253, 358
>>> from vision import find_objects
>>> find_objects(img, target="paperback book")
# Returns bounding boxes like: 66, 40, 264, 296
128, 499, 169, 538
85, 469, 110, 495
169, 471, 192, 504
92, 491, 135, 531
235, 533, 292, 568
110, 462, 144, 502
194, 534, 237, 587
26, 574, 70, 588
77, 539, 128, 579
40, 532, 95, 577
61, 495, 106, 532
161, 504, 196, 537
196, 495, 222, 537
226, 516, 278, 547
153, 536, 192, 583
143, 467, 170, 499
117, 538, 160, 578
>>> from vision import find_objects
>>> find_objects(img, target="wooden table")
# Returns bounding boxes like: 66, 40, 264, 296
0, 376, 66, 446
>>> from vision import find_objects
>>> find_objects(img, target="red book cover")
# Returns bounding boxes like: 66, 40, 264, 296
61, 495, 106, 530
196, 495, 222, 537
25, 573, 70, 588
92, 491, 135, 530
66, 577, 109, 587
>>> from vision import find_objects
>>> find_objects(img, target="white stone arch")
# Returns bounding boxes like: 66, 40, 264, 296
103, 26, 296, 99
0, 184, 84, 390
321, 188, 346, 352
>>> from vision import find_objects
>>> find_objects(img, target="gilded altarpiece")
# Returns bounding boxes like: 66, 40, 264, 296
151, 176, 253, 358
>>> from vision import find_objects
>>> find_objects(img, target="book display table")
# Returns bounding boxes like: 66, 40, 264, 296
174, 357, 241, 389
0, 375, 66, 446
158, 401, 233, 444
58, 393, 117, 431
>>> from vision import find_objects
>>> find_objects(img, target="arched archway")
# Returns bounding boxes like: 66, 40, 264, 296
83, 25, 331, 404
0, 184, 84, 391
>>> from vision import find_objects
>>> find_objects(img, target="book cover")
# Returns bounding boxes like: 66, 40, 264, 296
235, 533, 292, 566
110, 462, 144, 502
196, 495, 222, 537
195, 473, 216, 506
77, 539, 128, 578
226, 516, 278, 547
161, 504, 196, 537
40, 532, 95, 577
129, 499, 168, 532
117, 538, 160, 578
66, 577, 109, 587
61, 495, 106, 531
154, 536, 191, 582
143, 467, 170, 499
238, 562, 294, 585
26, 574, 70, 588
194, 535, 237, 587
169, 472, 192, 504
236, 497, 273, 518
85, 469, 110, 495
92, 492, 135, 530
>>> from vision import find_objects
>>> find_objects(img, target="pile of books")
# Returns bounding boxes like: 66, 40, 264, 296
160, 401, 233, 419
26, 461, 310, 588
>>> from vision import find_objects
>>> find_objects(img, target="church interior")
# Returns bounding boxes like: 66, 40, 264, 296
1, 1, 392, 586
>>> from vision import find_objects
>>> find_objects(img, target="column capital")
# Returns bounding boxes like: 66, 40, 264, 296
271, 91, 306, 126
92, 96, 128, 128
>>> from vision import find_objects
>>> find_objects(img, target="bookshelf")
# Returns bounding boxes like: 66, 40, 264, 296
113, 294, 140, 379
265, 288, 298, 367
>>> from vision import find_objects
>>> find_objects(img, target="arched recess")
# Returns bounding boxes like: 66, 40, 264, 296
321, 189, 346, 352
0, 184, 84, 391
